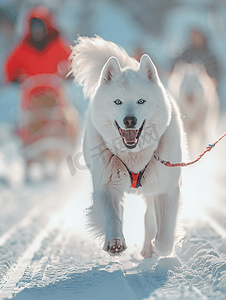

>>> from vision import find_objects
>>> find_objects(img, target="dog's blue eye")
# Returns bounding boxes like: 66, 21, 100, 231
114, 99, 122, 105
138, 99, 146, 104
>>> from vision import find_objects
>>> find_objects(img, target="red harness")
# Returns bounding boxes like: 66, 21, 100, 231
115, 155, 149, 189
129, 171, 145, 188
131, 172, 140, 188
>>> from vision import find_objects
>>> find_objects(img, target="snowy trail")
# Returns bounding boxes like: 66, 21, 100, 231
0, 124, 226, 299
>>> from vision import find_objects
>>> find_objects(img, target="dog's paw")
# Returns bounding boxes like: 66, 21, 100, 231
141, 243, 155, 258
103, 238, 127, 255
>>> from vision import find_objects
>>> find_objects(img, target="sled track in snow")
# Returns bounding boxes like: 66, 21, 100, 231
0, 180, 226, 300
1, 129, 226, 300
0, 215, 225, 300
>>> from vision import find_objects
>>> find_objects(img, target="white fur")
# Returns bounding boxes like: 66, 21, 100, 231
70, 36, 187, 257
168, 62, 219, 159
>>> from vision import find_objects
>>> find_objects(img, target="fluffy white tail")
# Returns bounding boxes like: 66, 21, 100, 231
69, 36, 138, 99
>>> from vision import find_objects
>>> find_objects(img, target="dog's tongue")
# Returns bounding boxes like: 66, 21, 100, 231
120, 129, 137, 144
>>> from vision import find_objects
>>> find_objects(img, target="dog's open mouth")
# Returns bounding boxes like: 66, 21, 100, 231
115, 120, 145, 149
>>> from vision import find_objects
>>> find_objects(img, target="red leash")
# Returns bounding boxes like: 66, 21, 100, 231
154, 132, 226, 167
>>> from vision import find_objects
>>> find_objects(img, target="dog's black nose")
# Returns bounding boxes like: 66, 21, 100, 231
123, 116, 137, 128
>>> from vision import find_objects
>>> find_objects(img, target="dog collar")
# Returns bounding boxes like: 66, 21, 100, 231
115, 155, 149, 188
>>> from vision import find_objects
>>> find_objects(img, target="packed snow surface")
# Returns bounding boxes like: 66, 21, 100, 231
0, 117, 226, 300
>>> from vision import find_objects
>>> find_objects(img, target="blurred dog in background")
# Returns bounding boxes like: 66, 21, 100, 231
168, 62, 219, 159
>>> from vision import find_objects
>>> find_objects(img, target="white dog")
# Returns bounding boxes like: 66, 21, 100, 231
168, 62, 219, 159
70, 36, 186, 258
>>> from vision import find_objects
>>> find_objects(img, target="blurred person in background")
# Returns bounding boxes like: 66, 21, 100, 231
3, 5, 71, 83
171, 28, 220, 87
2, 6, 79, 182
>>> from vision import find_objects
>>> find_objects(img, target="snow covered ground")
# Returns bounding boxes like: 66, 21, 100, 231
0, 116, 226, 300
1, 1, 226, 299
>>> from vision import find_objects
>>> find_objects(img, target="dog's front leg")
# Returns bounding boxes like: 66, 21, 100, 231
141, 196, 157, 258
93, 188, 127, 255
153, 186, 180, 256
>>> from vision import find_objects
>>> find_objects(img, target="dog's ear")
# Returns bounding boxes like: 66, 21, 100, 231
139, 54, 159, 83
100, 56, 121, 83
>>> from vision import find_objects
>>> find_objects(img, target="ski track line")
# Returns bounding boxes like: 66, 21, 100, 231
17, 229, 65, 289
0, 182, 78, 300
0, 180, 65, 248
0, 219, 60, 300
0, 210, 40, 247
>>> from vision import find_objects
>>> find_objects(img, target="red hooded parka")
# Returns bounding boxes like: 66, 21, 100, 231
4, 6, 71, 83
